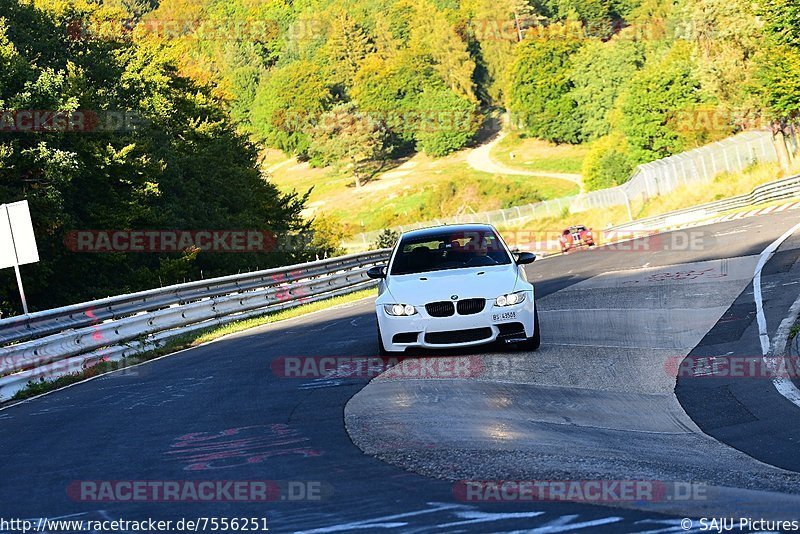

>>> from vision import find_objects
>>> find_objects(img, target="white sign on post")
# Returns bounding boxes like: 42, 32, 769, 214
0, 200, 39, 314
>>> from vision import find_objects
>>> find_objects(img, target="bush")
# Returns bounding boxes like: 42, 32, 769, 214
373, 228, 399, 249
308, 215, 345, 258
582, 133, 635, 191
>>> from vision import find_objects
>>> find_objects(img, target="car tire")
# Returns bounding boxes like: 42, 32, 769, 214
515, 307, 541, 351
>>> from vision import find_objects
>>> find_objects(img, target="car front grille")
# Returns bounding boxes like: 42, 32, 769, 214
425, 299, 486, 317
456, 298, 485, 315
424, 327, 493, 345
425, 301, 455, 317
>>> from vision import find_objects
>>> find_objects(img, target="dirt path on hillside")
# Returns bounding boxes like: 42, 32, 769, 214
466, 131, 584, 188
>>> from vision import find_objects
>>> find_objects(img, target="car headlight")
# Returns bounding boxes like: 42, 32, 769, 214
495, 291, 527, 307
384, 304, 417, 316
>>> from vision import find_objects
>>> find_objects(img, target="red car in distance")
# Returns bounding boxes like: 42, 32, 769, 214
559, 225, 596, 253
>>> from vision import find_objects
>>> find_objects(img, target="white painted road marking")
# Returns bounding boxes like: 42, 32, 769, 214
763, 292, 800, 408
753, 220, 800, 408
292, 502, 632, 534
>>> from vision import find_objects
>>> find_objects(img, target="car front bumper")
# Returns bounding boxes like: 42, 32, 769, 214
376, 293, 535, 352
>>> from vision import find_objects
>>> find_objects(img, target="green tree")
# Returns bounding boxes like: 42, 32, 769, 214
373, 228, 399, 249
676, 0, 761, 111
323, 12, 375, 91
754, 44, 800, 121
545, 0, 615, 38
250, 61, 333, 155
468, 0, 530, 104
413, 86, 480, 156
351, 52, 431, 149
106, 0, 158, 18
0, 0, 312, 311
308, 102, 388, 188
507, 34, 584, 143
570, 38, 645, 140
408, 3, 477, 101
759, 0, 800, 50
308, 214, 345, 258
755, 0, 800, 122
616, 42, 706, 163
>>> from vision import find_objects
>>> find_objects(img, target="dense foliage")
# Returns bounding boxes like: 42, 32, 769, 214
0, 0, 332, 313
138, 0, 800, 190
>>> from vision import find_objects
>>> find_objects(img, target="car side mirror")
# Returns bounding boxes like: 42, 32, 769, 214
367, 265, 387, 279
515, 252, 536, 265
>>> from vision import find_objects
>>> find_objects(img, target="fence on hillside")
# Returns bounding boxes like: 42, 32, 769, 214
343, 130, 781, 251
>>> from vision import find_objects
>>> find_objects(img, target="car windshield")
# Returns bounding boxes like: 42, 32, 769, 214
390, 230, 511, 275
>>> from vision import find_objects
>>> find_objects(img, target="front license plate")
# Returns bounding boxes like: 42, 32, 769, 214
493, 311, 516, 321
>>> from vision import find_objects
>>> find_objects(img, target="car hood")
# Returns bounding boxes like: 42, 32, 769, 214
385, 265, 521, 305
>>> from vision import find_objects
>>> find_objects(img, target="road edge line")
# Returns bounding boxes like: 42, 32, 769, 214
768, 294, 800, 407
754, 220, 800, 408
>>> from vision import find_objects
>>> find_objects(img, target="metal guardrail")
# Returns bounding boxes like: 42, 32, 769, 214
498, 173, 800, 254
610, 174, 800, 232
0, 249, 391, 401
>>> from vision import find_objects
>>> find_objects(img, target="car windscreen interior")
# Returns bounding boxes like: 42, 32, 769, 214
390, 230, 511, 275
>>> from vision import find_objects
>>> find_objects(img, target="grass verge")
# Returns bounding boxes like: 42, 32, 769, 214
636, 162, 787, 219
492, 131, 589, 174
8, 288, 377, 403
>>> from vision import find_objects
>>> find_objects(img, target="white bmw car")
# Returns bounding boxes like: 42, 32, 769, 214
367, 224, 540, 354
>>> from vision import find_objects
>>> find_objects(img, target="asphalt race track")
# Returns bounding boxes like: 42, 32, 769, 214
2, 211, 800, 533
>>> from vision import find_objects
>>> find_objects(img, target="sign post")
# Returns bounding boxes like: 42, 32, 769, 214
0, 200, 39, 315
